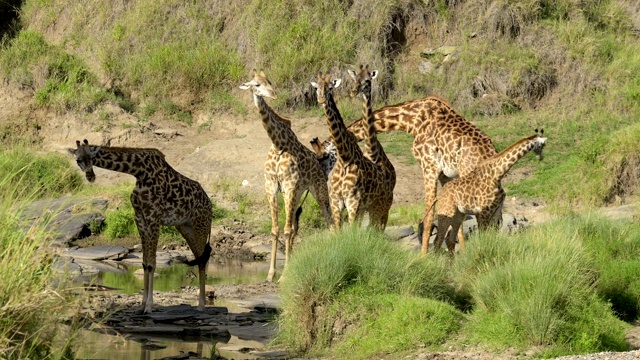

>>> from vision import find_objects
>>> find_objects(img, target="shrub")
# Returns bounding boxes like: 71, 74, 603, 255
453, 220, 629, 355
276, 226, 458, 355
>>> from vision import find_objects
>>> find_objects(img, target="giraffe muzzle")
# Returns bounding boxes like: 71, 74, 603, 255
85, 169, 96, 182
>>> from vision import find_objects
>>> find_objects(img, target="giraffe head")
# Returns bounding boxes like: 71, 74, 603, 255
532, 128, 547, 160
310, 137, 337, 177
347, 64, 378, 99
68, 139, 99, 182
310, 73, 341, 105
239, 69, 277, 100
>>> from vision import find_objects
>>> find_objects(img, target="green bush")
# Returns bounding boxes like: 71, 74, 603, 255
103, 206, 137, 240
453, 220, 629, 355
576, 217, 640, 322
276, 226, 458, 355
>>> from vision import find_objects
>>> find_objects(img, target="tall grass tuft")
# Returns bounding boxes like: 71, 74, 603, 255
453, 220, 629, 356
276, 226, 461, 357
0, 147, 83, 200
0, 155, 81, 358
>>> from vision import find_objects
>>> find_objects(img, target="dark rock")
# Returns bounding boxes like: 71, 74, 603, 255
18, 196, 108, 246
66, 245, 130, 261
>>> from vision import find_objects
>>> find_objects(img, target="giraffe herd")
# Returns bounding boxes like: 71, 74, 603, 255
68, 65, 546, 313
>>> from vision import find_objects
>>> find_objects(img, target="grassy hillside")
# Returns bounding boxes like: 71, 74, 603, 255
2, 0, 640, 207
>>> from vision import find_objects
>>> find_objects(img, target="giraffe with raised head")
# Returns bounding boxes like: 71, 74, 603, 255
431, 130, 546, 254
240, 69, 332, 282
347, 64, 396, 199
68, 140, 212, 313
311, 73, 392, 230
314, 94, 499, 254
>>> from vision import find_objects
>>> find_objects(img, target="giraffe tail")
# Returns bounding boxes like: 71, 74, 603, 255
417, 223, 438, 246
417, 199, 439, 245
180, 242, 212, 267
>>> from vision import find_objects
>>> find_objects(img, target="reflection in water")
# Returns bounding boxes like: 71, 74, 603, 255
84, 259, 270, 294
75, 260, 273, 359
76, 330, 264, 360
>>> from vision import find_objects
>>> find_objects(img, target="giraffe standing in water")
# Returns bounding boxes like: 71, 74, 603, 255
311, 73, 392, 229
69, 140, 212, 313
240, 70, 332, 282
431, 130, 546, 254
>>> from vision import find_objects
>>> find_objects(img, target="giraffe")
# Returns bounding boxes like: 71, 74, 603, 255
347, 64, 396, 199
310, 73, 393, 230
68, 140, 212, 313
314, 94, 499, 254
431, 130, 546, 254
239, 69, 332, 282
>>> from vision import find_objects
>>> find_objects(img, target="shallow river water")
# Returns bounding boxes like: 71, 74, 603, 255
74, 260, 275, 360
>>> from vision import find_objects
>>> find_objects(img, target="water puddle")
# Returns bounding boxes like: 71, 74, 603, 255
75, 260, 279, 359
82, 259, 271, 294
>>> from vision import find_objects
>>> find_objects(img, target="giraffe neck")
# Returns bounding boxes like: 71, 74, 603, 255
92, 147, 167, 179
345, 96, 448, 140
323, 90, 362, 165
362, 89, 382, 163
254, 94, 295, 152
485, 135, 543, 181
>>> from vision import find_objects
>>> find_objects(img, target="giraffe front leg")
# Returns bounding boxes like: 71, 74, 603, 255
421, 167, 439, 256
477, 189, 505, 231
280, 188, 303, 282
328, 183, 343, 231
446, 212, 465, 256
266, 187, 280, 283
139, 223, 160, 314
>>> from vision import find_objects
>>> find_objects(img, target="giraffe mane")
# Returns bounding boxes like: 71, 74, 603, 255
99, 146, 166, 159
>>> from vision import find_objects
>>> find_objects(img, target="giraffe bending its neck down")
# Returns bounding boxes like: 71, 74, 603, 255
311, 73, 393, 230
431, 130, 547, 254
316, 94, 498, 254
69, 140, 212, 313
240, 70, 332, 282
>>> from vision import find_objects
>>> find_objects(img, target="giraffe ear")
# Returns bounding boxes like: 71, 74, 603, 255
310, 81, 318, 89
251, 68, 257, 76
239, 83, 251, 90
347, 70, 357, 80
332, 79, 342, 89
371, 70, 379, 79
259, 70, 267, 78
67, 147, 77, 155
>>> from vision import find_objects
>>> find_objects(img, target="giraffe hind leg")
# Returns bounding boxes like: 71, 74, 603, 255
175, 219, 212, 312
137, 223, 160, 314
266, 188, 280, 282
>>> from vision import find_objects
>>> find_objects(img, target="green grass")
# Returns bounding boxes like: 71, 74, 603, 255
0, 147, 83, 200
0, 30, 113, 112
0, 155, 81, 359
277, 217, 638, 358
276, 226, 458, 356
